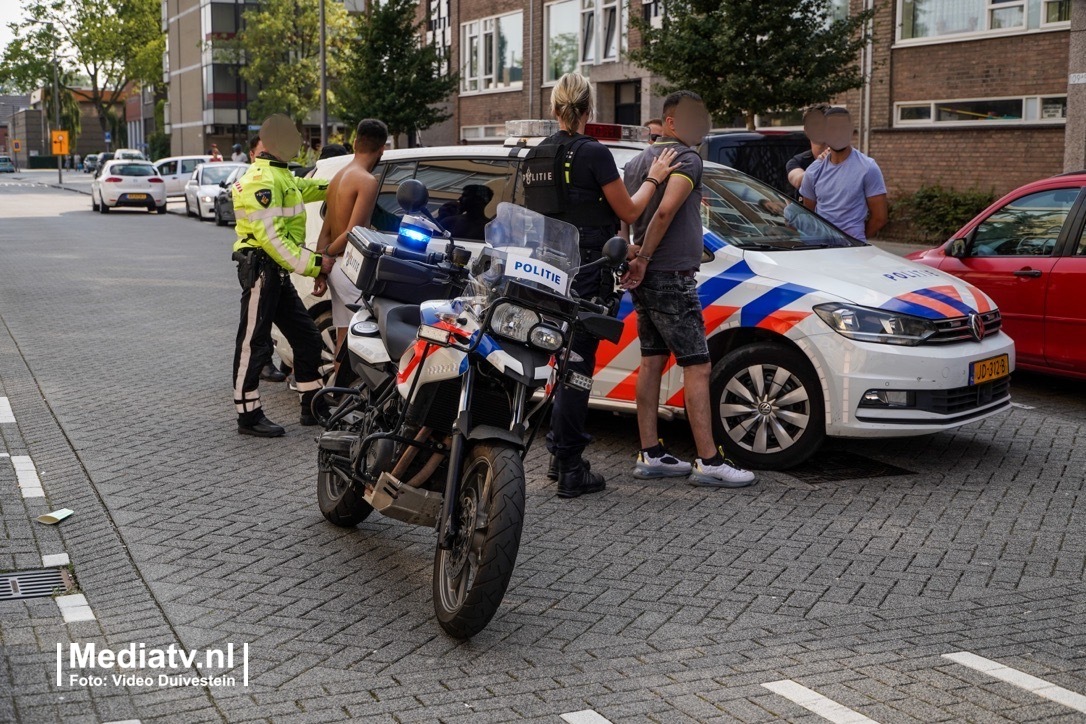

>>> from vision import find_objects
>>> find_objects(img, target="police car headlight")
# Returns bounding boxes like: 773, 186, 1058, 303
529, 324, 563, 352
490, 303, 540, 343
201, 195, 212, 202
814, 303, 936, 346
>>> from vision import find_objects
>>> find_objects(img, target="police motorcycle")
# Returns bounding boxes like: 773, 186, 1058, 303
312, 180, 627, 638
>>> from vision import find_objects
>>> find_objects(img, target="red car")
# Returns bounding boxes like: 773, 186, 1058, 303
908, 173, 1086, 380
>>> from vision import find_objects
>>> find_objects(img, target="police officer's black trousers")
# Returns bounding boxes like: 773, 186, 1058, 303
546, 254, 606, 466
232, 256, 323, 415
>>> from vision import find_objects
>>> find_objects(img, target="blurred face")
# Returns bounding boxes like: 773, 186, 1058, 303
804, 112, 826, 145
810, 140, 828, 156
666, 98, 710, 147
824, 112, 853, 152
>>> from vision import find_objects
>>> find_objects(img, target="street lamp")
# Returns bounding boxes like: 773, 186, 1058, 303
30, 19, 63, 184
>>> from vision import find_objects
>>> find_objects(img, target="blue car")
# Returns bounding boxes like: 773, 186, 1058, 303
0, 155, 15, 173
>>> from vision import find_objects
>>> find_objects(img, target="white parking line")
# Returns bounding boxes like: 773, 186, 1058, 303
943, 652, 1086, 714
55, 593, 96, 623
11, 455, 45, 498
560, 711, 615, 724
762, 680, 880, 723
0, 397, 14, 423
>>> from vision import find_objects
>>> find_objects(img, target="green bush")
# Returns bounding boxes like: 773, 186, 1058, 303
892, 185, 998, 243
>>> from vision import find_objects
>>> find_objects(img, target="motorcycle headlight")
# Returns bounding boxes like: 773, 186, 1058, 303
813, 303, 936, 346
529, 324, 564, 352
490, 303, 540, 343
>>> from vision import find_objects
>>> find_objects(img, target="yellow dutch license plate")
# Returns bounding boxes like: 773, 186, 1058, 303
128, 193, 147, 200
969, 354, 1009, 386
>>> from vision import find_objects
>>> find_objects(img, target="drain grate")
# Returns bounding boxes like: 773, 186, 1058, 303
787, 450, 915, 484
0, 568, 72, 601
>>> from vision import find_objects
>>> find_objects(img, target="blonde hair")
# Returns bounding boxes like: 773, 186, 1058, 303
551, 72, 593, 130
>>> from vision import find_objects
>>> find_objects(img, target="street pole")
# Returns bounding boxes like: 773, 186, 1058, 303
1065, 0, 1086, 171
319, 0, 327, 147
53, 53, 62, 184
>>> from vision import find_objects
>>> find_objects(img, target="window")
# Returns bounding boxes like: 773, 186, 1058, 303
427, 0, 452, 75
371, 158, 518, 240
970, 188, 1079, 257
180, 158, 204, 174
642, 0, 662, 27
895, 95, 1067, 126
157, 160, 178, 176
545, 0, 579, 83
1043, 0, 1071, 23
580, 0, 624, 66
417, 159, 518, 240
899, 0, 1068, 41
460, 125, 506, 141
460, 12, 523, 93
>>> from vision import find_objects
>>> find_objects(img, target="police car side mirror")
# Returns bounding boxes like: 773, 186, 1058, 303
396, 179, 430, 214
602, 236, 629, 268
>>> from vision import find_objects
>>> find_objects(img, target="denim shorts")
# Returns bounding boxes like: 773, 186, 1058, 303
631, 271, 709, 366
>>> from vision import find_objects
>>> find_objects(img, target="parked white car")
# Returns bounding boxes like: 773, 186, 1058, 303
275, 126, 1015, 469
153, 155, 211, 197
90, 160, 167, 214
184, 162, 247, 220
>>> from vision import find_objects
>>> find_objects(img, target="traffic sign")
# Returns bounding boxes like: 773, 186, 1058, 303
12, 140, 21, 152
51, 130, 69, 156
104, 131, 112, 143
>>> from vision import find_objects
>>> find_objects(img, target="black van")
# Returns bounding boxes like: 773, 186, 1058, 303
700, 131, 809, 198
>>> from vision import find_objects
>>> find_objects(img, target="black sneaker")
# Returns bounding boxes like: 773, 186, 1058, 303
238, 410, 285, 437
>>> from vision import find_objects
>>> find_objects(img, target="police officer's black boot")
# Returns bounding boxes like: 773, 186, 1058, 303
556, 457, 605, 499
547, 455, 559, 481
238, 409, 285, 437
299, 390, 328, 426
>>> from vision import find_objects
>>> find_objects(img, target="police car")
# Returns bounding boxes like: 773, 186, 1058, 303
280, 121, 1013, 470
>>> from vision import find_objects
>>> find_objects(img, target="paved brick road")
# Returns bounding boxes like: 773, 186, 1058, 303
1, 179, 1085, 723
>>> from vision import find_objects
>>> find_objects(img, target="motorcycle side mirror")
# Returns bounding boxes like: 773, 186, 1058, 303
396, 179, 430, 214
602, 236, 629, 268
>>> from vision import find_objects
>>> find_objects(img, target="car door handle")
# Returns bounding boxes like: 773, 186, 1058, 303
1013, 268, 1042, 278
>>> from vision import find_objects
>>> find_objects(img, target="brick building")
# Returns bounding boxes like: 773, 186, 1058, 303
425, 0, 1074, 201
847, 0, 1074, 199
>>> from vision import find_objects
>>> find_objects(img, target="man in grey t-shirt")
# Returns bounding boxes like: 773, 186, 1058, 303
620, 90, 755, 489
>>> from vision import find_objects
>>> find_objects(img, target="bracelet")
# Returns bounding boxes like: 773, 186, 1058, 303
636, 252, 652, 261
644, 177, 660, 189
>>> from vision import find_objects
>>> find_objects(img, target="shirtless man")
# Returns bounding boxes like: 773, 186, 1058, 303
314, 119, 389, 373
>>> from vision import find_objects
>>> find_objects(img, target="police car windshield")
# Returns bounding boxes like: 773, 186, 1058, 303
699, 167, 864, 250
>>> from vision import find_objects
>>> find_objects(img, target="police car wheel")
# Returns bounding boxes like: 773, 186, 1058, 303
709, 342, 824, 470
312, 306, 337, 384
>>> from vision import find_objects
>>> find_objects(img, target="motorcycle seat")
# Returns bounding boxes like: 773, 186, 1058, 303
371, 297, 421, 361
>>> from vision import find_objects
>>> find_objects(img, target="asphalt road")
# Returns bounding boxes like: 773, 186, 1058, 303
1, 176, 1085, 724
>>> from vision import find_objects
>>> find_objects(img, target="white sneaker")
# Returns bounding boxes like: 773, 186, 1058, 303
690, 454, 756, 488
633, 443, 693, 479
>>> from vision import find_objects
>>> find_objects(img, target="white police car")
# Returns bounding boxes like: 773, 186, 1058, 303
279, 121, 1013, 470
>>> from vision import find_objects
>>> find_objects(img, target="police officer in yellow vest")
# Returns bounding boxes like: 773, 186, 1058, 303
231, 114, 335, 436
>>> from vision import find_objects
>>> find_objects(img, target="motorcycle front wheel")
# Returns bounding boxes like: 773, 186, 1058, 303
432, 443, 525, 639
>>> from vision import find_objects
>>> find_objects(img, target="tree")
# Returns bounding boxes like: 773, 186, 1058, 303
235, 0, 351, 131
629, 0, 874, 130
41, 74, 83, 149
337, 0, 458, 148
0, 0, 162, 139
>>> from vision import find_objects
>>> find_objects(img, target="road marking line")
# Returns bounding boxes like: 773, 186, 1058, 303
0, 397, 13, 423
560, 711, 615, 724
762, 680, 880, 723
42, 553, 70, 567
56, 593, 96, 623
11, 455, 45, 498
943, 652, 1086, 713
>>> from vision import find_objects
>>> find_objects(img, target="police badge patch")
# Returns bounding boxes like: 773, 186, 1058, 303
255, 189, 272, 208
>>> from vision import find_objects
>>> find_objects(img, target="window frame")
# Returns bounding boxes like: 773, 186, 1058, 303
895, 0, 1070, 47
544, 0, 580, 85
1041, 0, 1072, 26
967, 186, 1081, 258
459, 11, 524, 95
893, 95, 1068, 128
